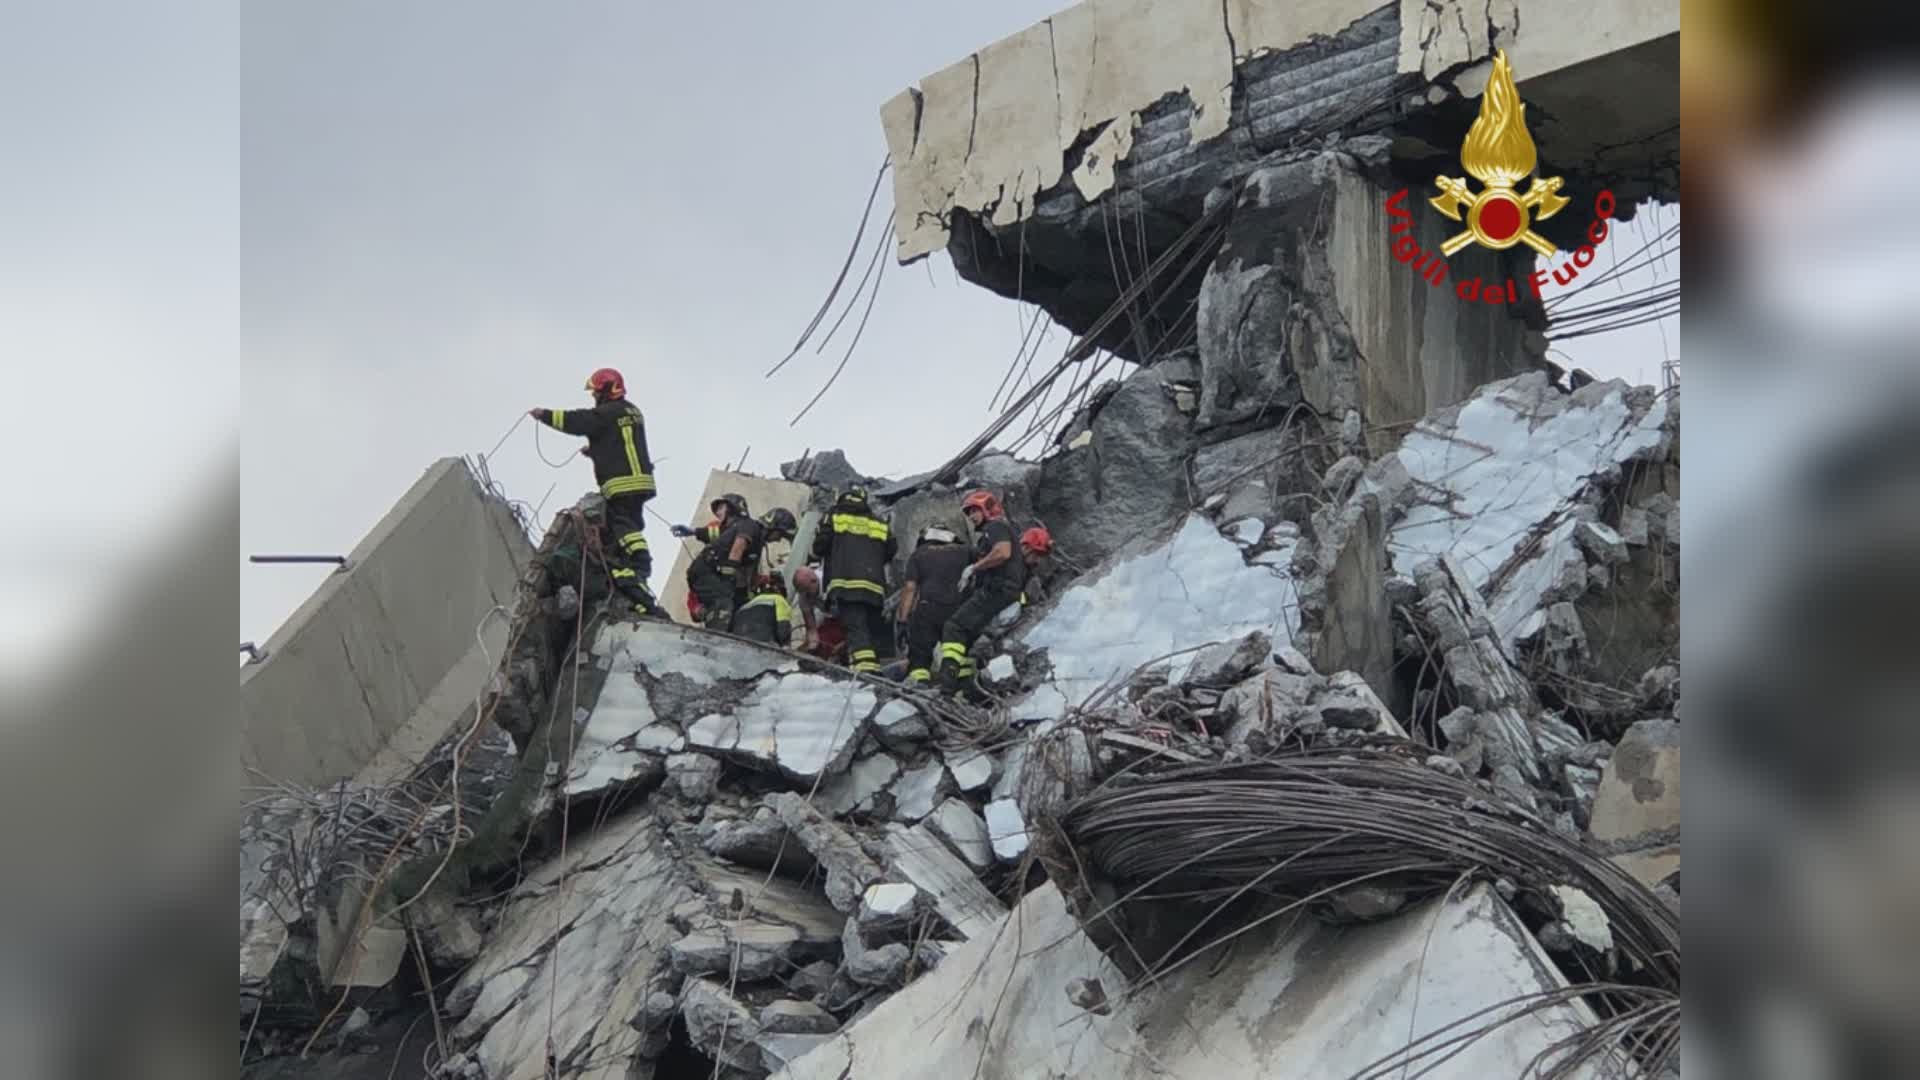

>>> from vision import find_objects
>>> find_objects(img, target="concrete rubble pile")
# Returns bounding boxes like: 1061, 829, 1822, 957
242, 0, 1681, 1071
242, 351, 1678, 1079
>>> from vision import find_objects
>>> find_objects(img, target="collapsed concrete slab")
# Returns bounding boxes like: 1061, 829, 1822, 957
1014, 514, 1303, 726
1376, 373, 1670, 649
773, 882, 1608, 1079
445, 812, 692, 1080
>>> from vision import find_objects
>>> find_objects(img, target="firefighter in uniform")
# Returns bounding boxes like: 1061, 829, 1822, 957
528, 368, 662, 616
673, 493, 752, 630
810, 486, 896, 674
673, 499, 797, 631
938, 490, 1026, 696
731, 575, 793, 646
896, 525, 969, 685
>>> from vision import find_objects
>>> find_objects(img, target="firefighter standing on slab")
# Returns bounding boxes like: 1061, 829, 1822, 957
938, 490, 1026, 696
896, 524, 969, 685
810, 485, 896, 674
528, 368, 662, 617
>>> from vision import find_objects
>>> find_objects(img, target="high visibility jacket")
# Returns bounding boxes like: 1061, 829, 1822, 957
536, 400, 655, 499
812, 504, 896, 600
732, 592, 793, 646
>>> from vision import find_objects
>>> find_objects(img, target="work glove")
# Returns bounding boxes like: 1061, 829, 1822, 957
958, 564, 976, 592
670, 524, 694, 538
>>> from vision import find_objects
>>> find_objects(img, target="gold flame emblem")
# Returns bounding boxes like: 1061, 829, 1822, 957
1430, 50, 1567, 257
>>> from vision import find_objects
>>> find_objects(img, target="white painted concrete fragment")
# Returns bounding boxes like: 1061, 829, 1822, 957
984, 798, 1030, 862
985, 654, 1017, 682
927, 799, 994, 870
889, 761, 947, 822
1552, 885, 1616, 953
945, 749, 996, 792
1226, 517, 1266, 546
863, 883, 920, 919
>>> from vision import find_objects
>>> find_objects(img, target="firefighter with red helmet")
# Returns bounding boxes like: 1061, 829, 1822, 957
1017, 526, 1058, 607
936, 490, 1026, 696
529, 368, 662, 616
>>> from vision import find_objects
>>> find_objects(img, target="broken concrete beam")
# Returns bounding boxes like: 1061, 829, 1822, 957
880, 823, 1006, 940
1180, 630, 1271, 688
758, 998, 839, 1035
702, 811, 818, 878
765, 791, 887, 913
669, 924, 807, 982
665, 752, 722, 802
926, 799, 995, 871
408, 891, 486, 967
840, 915, 910, 988
680, 978, 765, 1074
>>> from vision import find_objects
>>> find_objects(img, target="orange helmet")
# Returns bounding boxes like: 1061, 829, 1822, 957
1020, 527, 1052, 556
961, 490, 1002, 520
584, 368, 626, 400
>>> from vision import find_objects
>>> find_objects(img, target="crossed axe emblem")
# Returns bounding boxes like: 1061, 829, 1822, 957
1429, 175, 1569, 258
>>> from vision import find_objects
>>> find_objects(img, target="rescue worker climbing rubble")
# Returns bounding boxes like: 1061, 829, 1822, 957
528, 368, 662, 617
938, 490, 1026, 697
897, 524, 969, 685
811, 485, 896, 674
731, 575, 793, 647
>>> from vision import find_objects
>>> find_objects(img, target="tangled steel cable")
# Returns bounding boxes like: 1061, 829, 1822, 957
1060, 749, 1679, 1075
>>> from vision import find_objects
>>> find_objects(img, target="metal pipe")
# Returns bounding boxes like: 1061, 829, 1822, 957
249, 554, 350, 568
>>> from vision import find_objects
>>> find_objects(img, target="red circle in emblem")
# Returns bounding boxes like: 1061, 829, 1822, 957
1478, 195, 1522, 242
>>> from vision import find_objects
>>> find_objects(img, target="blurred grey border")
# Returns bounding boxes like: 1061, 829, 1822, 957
0, 0, 237, 1077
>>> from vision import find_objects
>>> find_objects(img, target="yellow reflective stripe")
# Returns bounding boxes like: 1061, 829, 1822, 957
939, 642, 968, 659
609, 568, 636, 579
550, 409, 564, 430
601, 475, 656, 495
621, 424, 643, 478
908, 668, 930, 682
826, 579, 884, 596
850, 649, 877, 662
745, 594, 793, 622
829, 513, 890, 541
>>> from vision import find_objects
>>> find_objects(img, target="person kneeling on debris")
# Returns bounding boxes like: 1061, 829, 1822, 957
938, 490, 1026, 697
1018, 526, 1055, 608
811, 485, 896, 674
730, 575, 793, 646
527, 367, 662, 617
897, 524, 969, 685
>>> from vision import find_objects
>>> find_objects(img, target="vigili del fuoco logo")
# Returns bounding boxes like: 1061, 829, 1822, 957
1384, 49, 1617, 304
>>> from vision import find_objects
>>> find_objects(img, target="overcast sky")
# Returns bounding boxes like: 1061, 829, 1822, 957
237, 0, 1678, 645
